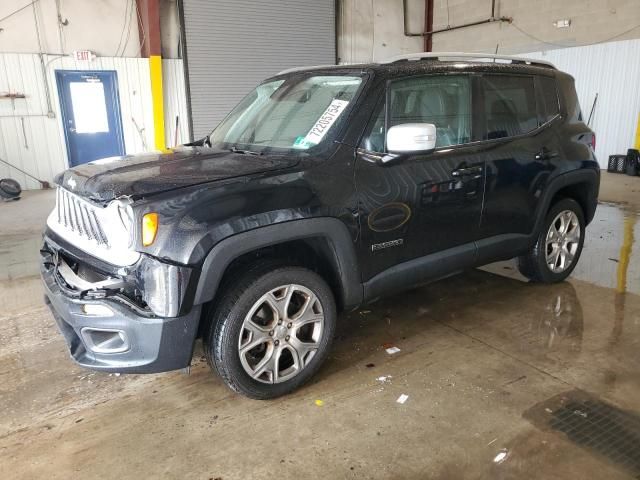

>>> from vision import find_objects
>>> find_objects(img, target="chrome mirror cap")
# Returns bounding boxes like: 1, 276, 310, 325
386, 123, 437, 155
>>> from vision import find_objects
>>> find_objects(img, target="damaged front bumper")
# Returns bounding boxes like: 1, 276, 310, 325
40, 231, 201, 373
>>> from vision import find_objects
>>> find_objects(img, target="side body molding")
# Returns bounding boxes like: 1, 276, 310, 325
192, 218, 363, 309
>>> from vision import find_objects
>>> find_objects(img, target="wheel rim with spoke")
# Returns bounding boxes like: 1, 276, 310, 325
545, 210, 581, 274
238, 284, 324, 384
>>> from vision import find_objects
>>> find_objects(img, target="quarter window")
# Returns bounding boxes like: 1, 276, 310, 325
540, 76, 560, 123
481, 75, 537, 140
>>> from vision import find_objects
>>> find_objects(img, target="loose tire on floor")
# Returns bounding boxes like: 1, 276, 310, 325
0, 178, 21, 200
518, 198, 585, 283
203, 262, 337, 399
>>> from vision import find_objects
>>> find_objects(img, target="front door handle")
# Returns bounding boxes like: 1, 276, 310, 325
535, 148, 559, 161
452, 165, 483, 178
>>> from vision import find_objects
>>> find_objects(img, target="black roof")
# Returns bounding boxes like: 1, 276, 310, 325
272, 54, 562, 80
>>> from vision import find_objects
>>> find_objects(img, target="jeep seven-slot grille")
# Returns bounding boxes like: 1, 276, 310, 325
56, 188, 109, 247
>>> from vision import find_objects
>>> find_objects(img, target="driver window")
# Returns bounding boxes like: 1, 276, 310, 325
361, 75, 472, 153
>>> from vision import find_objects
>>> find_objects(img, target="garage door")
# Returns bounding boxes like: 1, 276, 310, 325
180, 0, 336, 140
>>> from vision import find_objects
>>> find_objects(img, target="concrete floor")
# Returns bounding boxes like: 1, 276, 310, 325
1, 172, 639, 479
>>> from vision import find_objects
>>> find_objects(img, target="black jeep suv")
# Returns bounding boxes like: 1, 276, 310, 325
41, 53, 599, 399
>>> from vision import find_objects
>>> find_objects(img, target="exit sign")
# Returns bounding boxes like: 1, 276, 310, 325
73, 50, 95, 62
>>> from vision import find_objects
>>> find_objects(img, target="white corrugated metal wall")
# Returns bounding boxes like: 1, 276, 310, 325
523, 39, 640, 169
0, 54, 66, 190
0, 54, 189, 189
163, 59, 190, 147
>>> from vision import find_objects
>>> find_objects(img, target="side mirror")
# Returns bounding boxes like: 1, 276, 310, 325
386, 123, 437, 155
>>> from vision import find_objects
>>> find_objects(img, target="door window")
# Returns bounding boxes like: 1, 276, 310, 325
481, 75, 537, 140
69, 81, 110, 133
361, 75, 472, 152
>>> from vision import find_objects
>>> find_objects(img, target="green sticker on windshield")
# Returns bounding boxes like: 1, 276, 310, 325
292, 136, 314, 149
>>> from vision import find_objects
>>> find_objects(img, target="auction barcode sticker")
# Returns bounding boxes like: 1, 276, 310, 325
302, 99, 349, 145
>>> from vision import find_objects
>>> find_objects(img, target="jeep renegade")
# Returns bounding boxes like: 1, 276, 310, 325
41, 53, 599, 399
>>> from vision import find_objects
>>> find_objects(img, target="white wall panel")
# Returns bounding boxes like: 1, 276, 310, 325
0, 54, 188, 190
163, 59, 190, 147
523, 39, 640, 169
0, 53, 66, 189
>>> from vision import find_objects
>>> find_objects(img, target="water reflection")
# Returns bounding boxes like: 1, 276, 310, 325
530, 282, 583, 354
572, 202, 640, 295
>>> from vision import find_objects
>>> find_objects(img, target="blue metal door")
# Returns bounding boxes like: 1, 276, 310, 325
56, 70, 125, 167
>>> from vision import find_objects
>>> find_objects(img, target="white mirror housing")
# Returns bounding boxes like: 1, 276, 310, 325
386, 123, 437, 153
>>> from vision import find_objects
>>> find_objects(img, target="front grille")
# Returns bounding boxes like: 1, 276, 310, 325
47, 188, 140, 267
56, 188, 109, 247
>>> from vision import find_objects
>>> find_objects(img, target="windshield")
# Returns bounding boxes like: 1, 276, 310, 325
209, 75, 363, 152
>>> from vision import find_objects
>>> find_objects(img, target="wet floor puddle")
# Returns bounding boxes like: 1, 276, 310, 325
484, 202, 640, 296
572, 203, 640, 296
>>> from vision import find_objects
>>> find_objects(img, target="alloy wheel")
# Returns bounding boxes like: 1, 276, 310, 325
545, 210, 581, 273
238, 284, 325, 384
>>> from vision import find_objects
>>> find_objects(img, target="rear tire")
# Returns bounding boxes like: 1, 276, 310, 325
203, 261, 337, 399
518, 198, 585, 283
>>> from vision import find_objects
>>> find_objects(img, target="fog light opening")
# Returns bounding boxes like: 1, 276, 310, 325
80, 327, 130, 354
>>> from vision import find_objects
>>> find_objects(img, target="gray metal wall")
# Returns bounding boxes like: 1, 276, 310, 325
181, 0, 336, 140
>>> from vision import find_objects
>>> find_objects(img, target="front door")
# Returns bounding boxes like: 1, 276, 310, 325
56, 70, 125, 167
355, 74, 485, 285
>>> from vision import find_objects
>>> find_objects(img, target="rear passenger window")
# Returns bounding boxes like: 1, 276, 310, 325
482, 75, 537, 140
540, 77, 560, 123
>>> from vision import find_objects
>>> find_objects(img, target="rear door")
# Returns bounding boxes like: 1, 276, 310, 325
477, 74, 562, 244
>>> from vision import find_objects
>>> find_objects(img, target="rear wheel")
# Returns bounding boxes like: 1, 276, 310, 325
204, 262, 336, 399
518, 198, 585, 283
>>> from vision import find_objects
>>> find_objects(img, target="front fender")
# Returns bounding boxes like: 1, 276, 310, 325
192, 217, 363, 310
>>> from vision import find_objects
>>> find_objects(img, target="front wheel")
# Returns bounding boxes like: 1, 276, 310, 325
204, 263, 337, 399
518, 198, 585, 283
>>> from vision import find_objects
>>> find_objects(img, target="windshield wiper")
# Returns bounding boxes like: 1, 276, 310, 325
230, 146, 262, 156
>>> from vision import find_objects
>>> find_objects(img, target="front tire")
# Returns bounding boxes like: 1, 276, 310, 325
518, 198, 585, 283
204, 262, 337, 399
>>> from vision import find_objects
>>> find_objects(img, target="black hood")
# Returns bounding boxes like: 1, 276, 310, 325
55, 147, 300, 203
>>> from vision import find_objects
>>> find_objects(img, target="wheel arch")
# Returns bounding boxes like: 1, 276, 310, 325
192, 218, 363, 311
534, 169, 599, 235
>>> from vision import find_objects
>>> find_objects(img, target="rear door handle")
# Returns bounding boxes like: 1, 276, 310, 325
535, 149, 559, 161
452, 166, 483, 177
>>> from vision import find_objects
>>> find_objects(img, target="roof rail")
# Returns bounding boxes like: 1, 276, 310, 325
380, 52, 556, 69
276, 64, 338, 75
